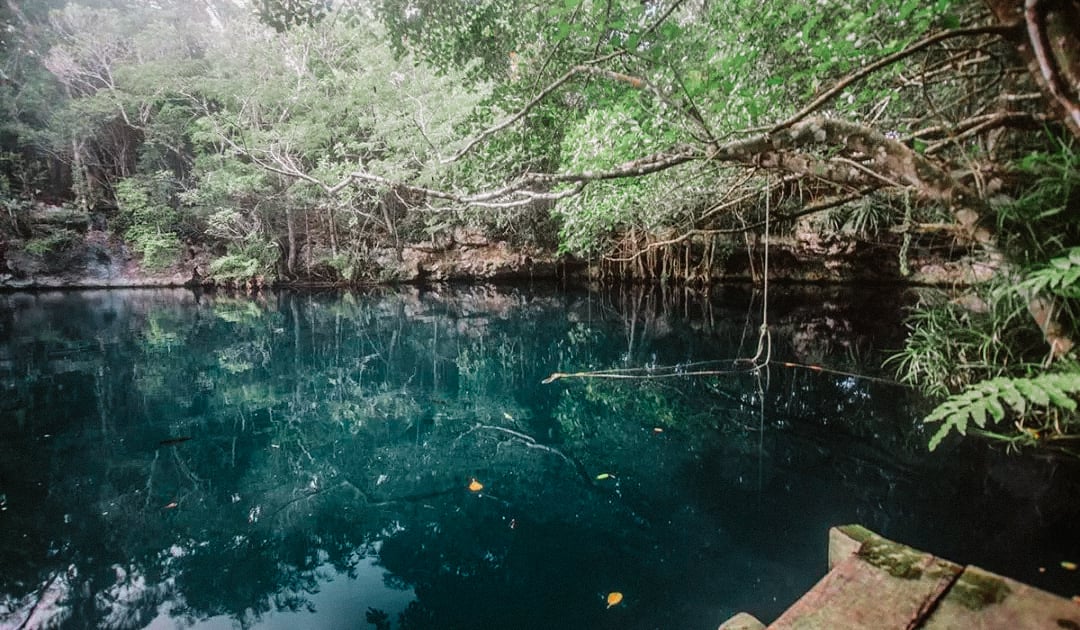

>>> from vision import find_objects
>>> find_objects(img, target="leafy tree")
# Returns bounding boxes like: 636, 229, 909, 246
253, 0, 332, 33
181, 11, 490, 278
367, 0, 1080, 449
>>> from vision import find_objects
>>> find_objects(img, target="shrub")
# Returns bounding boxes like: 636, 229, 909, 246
23, 228, 80, 256
208, 240, 278, 281
115, 173, 182, 270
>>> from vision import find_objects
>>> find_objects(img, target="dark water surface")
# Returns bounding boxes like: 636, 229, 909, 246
1, 285, 1078, 629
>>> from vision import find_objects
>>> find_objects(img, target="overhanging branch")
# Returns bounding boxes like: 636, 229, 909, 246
983, 0, 1080, 139
441, 52, 634, 164
605, 187, 877, 262
1024, 0, 1080, 135
716, 117, 978, 207
769, 21, 1022, 133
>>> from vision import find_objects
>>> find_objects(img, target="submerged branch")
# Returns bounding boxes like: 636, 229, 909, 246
469, 425, 577, 467
17, 571, 65, 630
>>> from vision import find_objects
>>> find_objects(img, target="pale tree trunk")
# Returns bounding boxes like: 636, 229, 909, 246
71, 137, 90, 211
327, 206, 338, 256
285, 206, 297, 278
380, 197, 402, 262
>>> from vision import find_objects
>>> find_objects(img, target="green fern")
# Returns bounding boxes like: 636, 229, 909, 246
925, 372, 1080, 450
1019, 247, 1080, 299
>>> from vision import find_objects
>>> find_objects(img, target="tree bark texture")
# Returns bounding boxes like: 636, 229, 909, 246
983, 0, 1080, 139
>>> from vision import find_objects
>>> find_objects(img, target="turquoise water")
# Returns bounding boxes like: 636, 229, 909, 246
1, 285, 1078, 629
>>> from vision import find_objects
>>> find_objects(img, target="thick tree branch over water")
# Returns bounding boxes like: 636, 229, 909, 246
163, 6, 1069, 285
713, 118, 974, 203
208, 19, 1023, 239
984, 0, 1080, 138
768, 21, 1024, 134
441, 57, 649, 164
605, 187, 877, 263
1023, 0, 1080, 134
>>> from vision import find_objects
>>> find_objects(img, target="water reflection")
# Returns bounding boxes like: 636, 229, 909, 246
0, 285, 1077, 629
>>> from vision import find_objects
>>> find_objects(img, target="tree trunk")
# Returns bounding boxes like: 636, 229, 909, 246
327, 206, 338, 256
982, 0, 1080, 139
71, 138, 89, 212
286, 206, 297, 278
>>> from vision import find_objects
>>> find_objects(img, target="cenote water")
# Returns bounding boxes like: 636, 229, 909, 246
2, 285, 1079, 629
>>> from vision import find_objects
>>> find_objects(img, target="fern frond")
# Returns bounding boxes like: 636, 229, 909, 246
925, 372, 1080, 450
1018, 247, 1080, 299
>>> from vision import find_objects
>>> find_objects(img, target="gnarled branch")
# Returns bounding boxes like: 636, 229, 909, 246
984, 0, 1080, 139
769, 22, 1023, 133
1024, 0, 1080, 135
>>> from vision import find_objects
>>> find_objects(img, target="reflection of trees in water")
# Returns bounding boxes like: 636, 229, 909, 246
5, 284, 1064, 629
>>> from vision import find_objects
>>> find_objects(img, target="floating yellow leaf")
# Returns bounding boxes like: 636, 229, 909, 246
1062, 561, 1077, 571
606, 592, 623, 608
468, 479, 484, 492
596, 473, 612, 480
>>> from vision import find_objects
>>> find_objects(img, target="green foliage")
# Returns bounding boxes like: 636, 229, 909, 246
1018, 247, 1080, 300
23, 228, 80, 255
185, 158, 268, 207
130, 230, 182, 270
321, 253, 358, 282
888, 288, 1043, 399
209, 241, 278, 281
894, 133, 1080, 451
824, 196, 906, 237
176, 13, 492, 275
115, 173, 182, 270
553, 91, 705, 254
379, 0, 527, 81
253, 0, 330, 32
925, 372, 1080, 450
996, 136, 1080, 264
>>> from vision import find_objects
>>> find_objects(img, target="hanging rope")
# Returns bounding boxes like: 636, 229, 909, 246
541, 358, 763, 384
749, 172, 772, 367
541, 174, 895, 387
543, 178, 775, 385
543, 176, 771, 384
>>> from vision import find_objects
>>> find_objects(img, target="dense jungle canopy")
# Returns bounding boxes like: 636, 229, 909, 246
0, 0, 1078, 451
